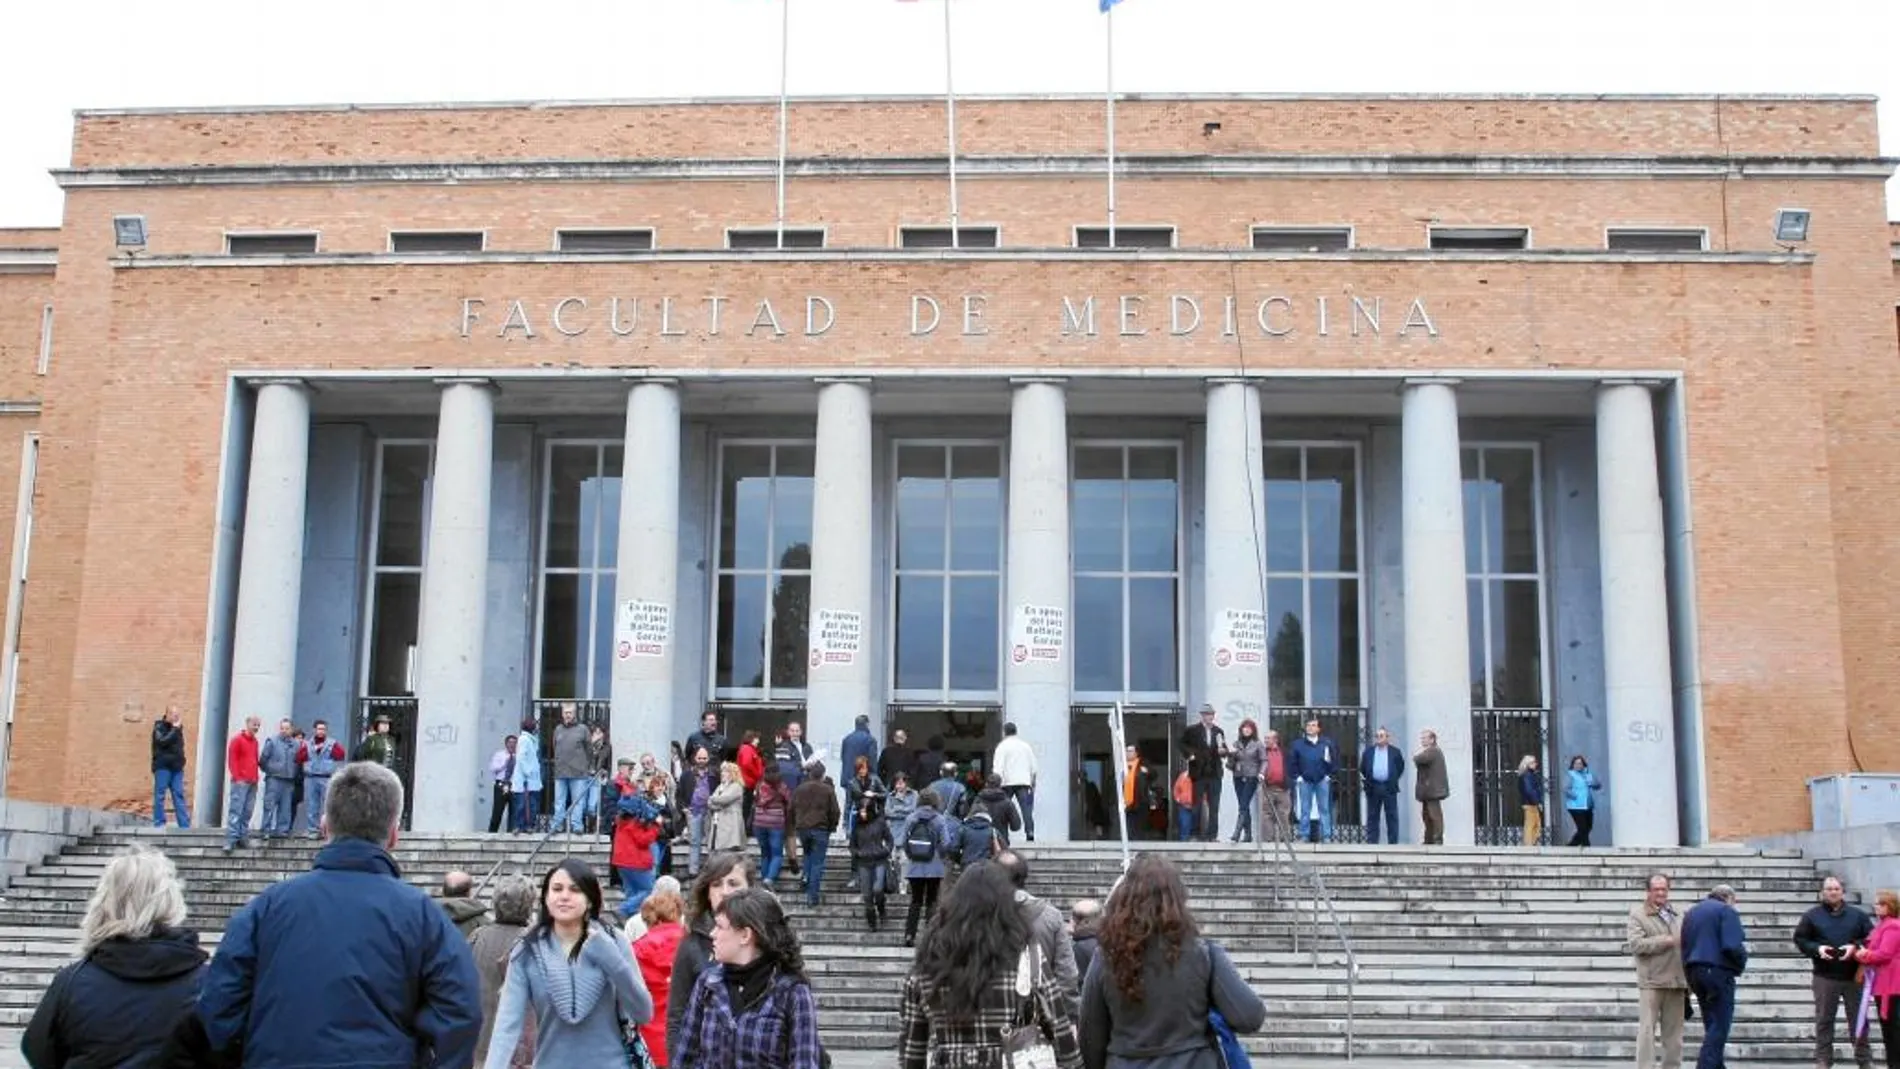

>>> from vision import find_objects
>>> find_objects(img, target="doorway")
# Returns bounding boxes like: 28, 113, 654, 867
1070, 705, 1179, 841
887, 705, 1002, 789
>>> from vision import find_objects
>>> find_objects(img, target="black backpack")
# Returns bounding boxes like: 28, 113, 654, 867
904, 814, 941, 863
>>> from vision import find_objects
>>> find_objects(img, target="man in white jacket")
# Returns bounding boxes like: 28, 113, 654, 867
992, 722, 1039, 842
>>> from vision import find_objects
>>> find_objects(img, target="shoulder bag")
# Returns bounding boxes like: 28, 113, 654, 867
1203, 942, 1253, 1069
1002, 944, 1061, 1069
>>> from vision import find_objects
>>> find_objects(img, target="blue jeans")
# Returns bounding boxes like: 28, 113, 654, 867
511, 789, 540, 832
689, 811, 707, 874
554, 777, 591, 831
304, 775, 330, 834
1295, 779, 1333, 841
617, 867, 655, 918
225, 780, 257, 846
263, 777, 295, 836
1007, 786, 1035, 839
1232, 777, 1258, 840
1364, 788, 1399, 844
756, 828, 785, 882
153, 769, 189, 828
1175, 805, 1196, 841
798, 830, 830, 905
1688, 964, 1737, 1069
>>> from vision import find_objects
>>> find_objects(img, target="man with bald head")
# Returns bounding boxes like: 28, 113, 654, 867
1794, 876, 1874, 1069
1070, 899, 1102, 980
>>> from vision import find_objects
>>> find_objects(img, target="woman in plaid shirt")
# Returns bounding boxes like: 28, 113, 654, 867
897, 862, 1084, 1069
672, 888, 822, 1069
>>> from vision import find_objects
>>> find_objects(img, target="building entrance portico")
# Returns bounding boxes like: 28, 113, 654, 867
208, 370, 1691, 846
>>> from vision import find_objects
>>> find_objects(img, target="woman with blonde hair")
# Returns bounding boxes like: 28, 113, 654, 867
1517, 754, 1545, 847
23, 845, 209, 1069
707, 760, 746, 853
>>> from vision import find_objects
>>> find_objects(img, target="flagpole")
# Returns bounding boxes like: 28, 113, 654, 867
1105, 5, 1117, 248
944, 0, 960, 248
776, 0, 791, 249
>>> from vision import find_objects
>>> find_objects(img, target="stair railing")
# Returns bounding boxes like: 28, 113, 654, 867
473, 794, 594, 898
1255, 786, 1359, 1060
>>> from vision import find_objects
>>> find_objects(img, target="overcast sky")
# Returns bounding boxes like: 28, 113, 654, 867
2, 0, 1896, 227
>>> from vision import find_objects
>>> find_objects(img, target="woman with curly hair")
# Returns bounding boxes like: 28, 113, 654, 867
673, 887, 822, 1068
1079, 855, 1264, 1069
897, 861, 1083, 1069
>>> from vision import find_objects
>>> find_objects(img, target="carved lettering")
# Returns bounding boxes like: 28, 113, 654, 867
659, 297, 686, 337
458, 298, 485, 338
1061, 297, 1098, 337
1256, 295, 1293, 337
609, 297, 637, 337
497, 299, 535, 339
1349, 296, 1382, 337
1401, 298, 1440, 338
805, 296, 835, 336
551, 297, 588, 337
1119, 295, 1146, 337
962, 294, 989, 336
749, 299, 786, 337
705, 295, 729, 336
911, 295, 941, 335
1169, 295, 1202, 336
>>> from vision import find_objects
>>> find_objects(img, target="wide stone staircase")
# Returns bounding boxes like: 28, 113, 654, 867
0, 827, 1865, 1065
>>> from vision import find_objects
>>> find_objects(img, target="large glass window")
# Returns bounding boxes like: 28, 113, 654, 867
1463, 445, 1546, 709
1264, 443, 1363, 707
892, 443, 1004, 700
1073, 444, 1181, 701
362, 441, 432, 698
714, 442, 815, 699
538, 442, 623, 700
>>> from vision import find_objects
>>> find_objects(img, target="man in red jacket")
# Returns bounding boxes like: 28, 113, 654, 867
223, 716, 262, 853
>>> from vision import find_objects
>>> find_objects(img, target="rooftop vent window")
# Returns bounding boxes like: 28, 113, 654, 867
1428, 227, 1530, 251
899, 226, 1001, 249
1252, 227, 1353, 252
389, 231, 485, 253
1074, 226, 1175, 249
727, 228, 826, 250
225, 233, 319, 256
556, 229, 656, 252
1605, 228, 1707, 252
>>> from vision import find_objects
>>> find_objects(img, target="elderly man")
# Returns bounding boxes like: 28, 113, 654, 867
439, 870, 489, 937
1413, 730, 1449, 846
1627, 873, 1690, 1069
1683, 884, 1749, 1069
200, 762, 480, 1068
1071, 899, 1103, 980
1794, 876, 1875, 1069
997, 851, 1080, 1018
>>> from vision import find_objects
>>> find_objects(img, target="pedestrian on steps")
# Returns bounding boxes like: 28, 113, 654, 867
1796, 876, 1876, 1069
1851, 889, 1900, 1068
150, 707, 190, 830
665, 852, 756, 1060
1413, 730, 1449, 846
706, 761, 746, 853
1565, 754, 1603, 847
674, 888, 822, 1069
1517, 755, 1546, 847
1682, 884, 1749, 1069
1626, 872, 1689, 1069
850, 794, 893, 932
633, 892, 688, 1068
899, 789, 957, 948
471, 875, 539, 1069
222, 716, 261, 854
1226, 720, 1266, 844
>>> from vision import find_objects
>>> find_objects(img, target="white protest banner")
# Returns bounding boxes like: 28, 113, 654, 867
1009, 604, 1065, 665
616, 599, 672, 660
1211, 608, 1265, 670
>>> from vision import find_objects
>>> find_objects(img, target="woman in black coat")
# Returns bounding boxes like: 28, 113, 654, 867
24, 846, 210, 1069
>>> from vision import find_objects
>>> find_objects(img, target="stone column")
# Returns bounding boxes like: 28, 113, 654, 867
1005, 378, 1072, 841
227, 380, 311, 765
1401, 378, 1475, 846
1201, 379, 1267, 839
806, 378, 875, 773
411, 379, 495, 832
1597, 381, 1680, 846
610, 379, 682, 767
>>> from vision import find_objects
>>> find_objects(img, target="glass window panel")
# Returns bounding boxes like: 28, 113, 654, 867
1267, 577, 1306, 706
594, 451, 623, 572
1461, 450, 1483, 574
772, 448, 816, 571
896, 453, 948, 573
1305, 448, 1358, 573
720, 446, 773, 571
770, 574, 811, 690
1073, 577, 1123, 693
1072, 449, 1126, 572
1467, 578, 1487, 706
1490, 449, 1539, 574
895, 575, 946, 691
898, 444, 948, 481
1127, 578, 1178, 692
591, 574, 614, 700
716, 574, 767, 690
949, 447, 1003, 572
367, 573, 421, 696
376, 445, 431, 568
1491, 579, 1543, 708
949, 575, 1000, 692
546, 446, 595, 570
1126, 457, 1178, 573
1308, 578, 1361, 706
539, 574, 583, 699
1265, 448, 1304, 573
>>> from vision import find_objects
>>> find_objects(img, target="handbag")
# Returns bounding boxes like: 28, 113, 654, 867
619, 1019, 657, 1069
1001, 945, 1061, 1069
1204, 943, 1253, 1069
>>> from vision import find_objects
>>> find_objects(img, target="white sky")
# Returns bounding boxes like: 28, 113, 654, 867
2, 0, 1896, 227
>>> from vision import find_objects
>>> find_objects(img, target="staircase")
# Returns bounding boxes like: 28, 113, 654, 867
0, 827, 1862, 1066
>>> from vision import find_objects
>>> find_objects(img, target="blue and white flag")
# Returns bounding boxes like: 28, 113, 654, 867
1100, 0, 1123, 11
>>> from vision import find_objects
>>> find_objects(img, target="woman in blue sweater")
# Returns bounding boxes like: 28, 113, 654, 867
485, 859, 653, 1069
1563, 755, 1603, 847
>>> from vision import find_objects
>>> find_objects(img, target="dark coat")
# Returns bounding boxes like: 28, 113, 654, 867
1180, 723, 1228, 782
876, 745, 919, 790
150, 722, 187, 774
1078, 938, 1265, 1069
974, 787, 1022, 839
23, 928, 209, 1069
1358, 744, 1406, 797
1073, 934, 1100, 988
1413, 745, 1449, 802
1288, 735, 1336, 784
791, 779, 841, 833
665, 918, 714, 1061
198, 837, 482, 1069
1795, 903, 1875, 982
1681, 895, 1750, 975
841, 728, 880, 781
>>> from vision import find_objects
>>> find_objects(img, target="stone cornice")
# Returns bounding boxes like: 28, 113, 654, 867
0, 250, 56, 273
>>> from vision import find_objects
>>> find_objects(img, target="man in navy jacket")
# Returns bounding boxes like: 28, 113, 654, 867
1288, 718, 1337, 843
1358, 727, 1406, 845
200, 762, 480, 1069
1681, 884, 1749, 1069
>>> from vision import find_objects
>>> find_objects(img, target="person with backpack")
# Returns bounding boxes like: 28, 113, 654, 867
973, 773, 1023, 847
954, 808, 1003, 868
848, 795, 893, 932
884, 771, 919, 891
899, 789, 958, 948
927, 763, 968, 822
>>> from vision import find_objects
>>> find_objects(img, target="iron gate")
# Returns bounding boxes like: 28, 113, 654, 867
353, 697, 419, 829
1270, 707, 1368, 843
1472, 707, 1549, 845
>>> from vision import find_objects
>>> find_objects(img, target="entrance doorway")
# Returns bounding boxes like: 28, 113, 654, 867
887, 705, 1002, 790
1070, 705, 1179, 841
709, 704, 805, 766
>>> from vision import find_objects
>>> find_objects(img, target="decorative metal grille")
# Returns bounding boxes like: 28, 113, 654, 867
352, 697, 418, 829
1472, 707, 1550, 845
1271, 707, 1369, 843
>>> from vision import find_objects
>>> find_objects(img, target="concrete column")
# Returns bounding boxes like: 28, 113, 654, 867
411, 379, 495, 832
1401, 379, 1475, 846
1005, 378, 1071, 841
610, 379, 682, 767
227, 380, 311, 761
1597, 381, 1681, 846
806, 379, 875, 773
1201, 379, 1267, 838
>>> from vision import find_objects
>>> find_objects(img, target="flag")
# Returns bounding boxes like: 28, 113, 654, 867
1100, 0, 1123, 10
